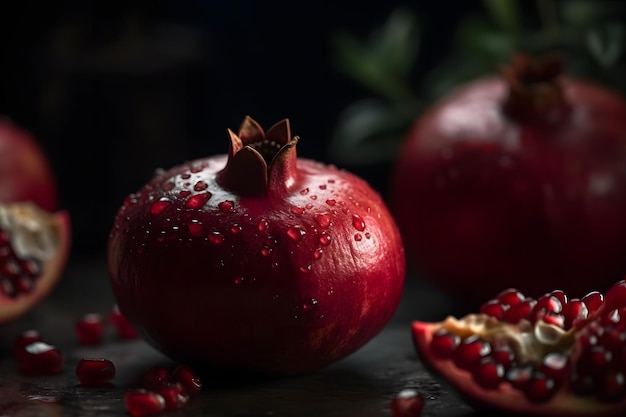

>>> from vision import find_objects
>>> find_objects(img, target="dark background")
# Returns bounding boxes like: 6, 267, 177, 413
0, 0, 480, 258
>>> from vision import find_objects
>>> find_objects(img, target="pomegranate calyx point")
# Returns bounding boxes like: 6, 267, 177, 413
500, 52, 570, 123
217, 116, 298, 197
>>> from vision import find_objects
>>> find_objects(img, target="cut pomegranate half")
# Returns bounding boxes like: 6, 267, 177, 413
412, 282, 626, 416
0, 202, 71, 323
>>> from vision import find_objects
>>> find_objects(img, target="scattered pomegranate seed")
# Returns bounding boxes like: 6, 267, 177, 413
139, 366, 172, 390
13, 329, 42, 359
75, 313, 104, 345
75, 358, 116, 386
155, 383, 190, 411
109, 304, 138, 340
18, 341, 63, 376
391, 388, 425, 417
171, 365, 203, 396
124, 389, 165, 417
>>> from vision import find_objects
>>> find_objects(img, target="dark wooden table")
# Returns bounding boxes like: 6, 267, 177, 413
0, 254, 481, 417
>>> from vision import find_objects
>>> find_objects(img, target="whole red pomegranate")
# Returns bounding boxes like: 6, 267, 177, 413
390, 54, 626, 301
412, 281, 626, 416
107, 116, 405, 375
0, 117, 71, 323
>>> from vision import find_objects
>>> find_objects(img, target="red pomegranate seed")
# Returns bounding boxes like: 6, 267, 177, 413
479, 299, 507, 319
524, 373, 557, 403
172, 365, 203, 396
600, 328, 626, 353
490, 345, 514, 370
604, 280, 626, 311
582, 291, 604, 314
549, 289, 568, 306
453, 335, 491, 371
578, 345, 613, 375
140, 366, 172, 390
473, 357, 504, 389
124, 389, 165, 417
535, 312, 565, 328
110, 304, 138, 340
75, 313, 103, 345
496, 288, 525, 307
562, 298, 588, 329
391, 388, 425, 417
540, 352, 569, 381
13, 329, 42, 359
506, 366, 534, 390
503, 299, 536, 324
75, 358, 116, 386
534, 294, 562, 314
18, 342, 63, 376
155, 383, 190, 411
430, 329, 460, 359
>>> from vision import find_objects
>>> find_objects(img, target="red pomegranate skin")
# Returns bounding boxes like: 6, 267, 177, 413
108, 119, 405, 375
390, 74, 626, 300
0, 117, 58, 211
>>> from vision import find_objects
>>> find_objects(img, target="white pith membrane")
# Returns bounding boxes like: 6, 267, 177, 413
0, 202, 59, 261
439, 313, 573, 366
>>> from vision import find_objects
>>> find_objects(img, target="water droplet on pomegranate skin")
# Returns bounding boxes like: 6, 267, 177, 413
234, 277, 244, 285
187, 221, 203, 237
326, 199, 336, 206
260, 247, 271, 257
184, 192, 211, 209
314, 213, 331, 229
75, 313, 104, 345
76, 358, 116, 386
299, 265, 312, 273
319, 233, 331, 246
180, 190, 191, 198
300, 187, 310, 195
124, 389, 165, 417
265, 237, 277, 247
230, 225, 242, 234
258, 219, 269, 233
287, 226, 307, 242
313, 248, 323, 260
150, 199, 171, 216
19, 342, 64, 376
218, 200, 234, 212
290, 206, 305, 215
208, 232, 224, 246
391, 388, 425, 417
354, 233, 362, 241
124, 194, 138, 206
302, 298, 318, 310
352, 214, 366, 231
162, 182, 175, 191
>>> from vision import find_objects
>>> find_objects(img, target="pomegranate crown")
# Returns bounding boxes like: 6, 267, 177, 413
216, 116, 299, 197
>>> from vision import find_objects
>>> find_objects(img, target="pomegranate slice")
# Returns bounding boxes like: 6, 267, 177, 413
412, 281, 626, 416
0, 202, 71, 324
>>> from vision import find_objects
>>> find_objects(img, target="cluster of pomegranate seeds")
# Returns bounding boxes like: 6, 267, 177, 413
124, 365, 202, 416
391, 388, 425, 417
75, 358, 116, 386
13, 330, 63, 376
0, 229, 42, 298
429, 280, 626, 404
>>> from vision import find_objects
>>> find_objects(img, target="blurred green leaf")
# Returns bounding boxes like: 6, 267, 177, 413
332, 8, 420, 103
481, 0, 519, 32
586, 24, 624, 68
561, 0, 626, 26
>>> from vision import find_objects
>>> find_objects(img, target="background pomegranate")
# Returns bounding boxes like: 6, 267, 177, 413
390, 54, 626, 302
107, 116, 405, 375
412, 281, 626, 416
0, 117, 71, 323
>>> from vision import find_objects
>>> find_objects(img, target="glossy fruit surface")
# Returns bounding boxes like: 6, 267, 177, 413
0, 203, 71, 323
390, 54, 626, 300
108, 116, 405, 375
75, 358, 116, 386
412, 281, 626, 416
0, 117, 58, 212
